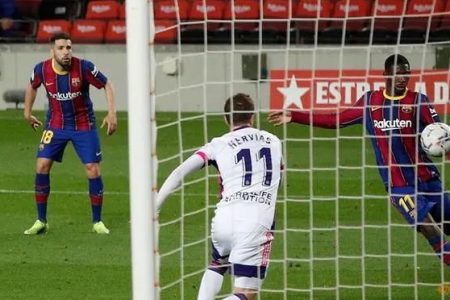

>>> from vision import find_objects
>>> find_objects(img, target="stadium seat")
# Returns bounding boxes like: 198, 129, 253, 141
428, 0, 450, 42
38, 0, 82, 20
105, 20, 125, 43
180, 0, 226, 44
154, 19, 177, 43
36, 19, 71, 43
16, 0, 42, 19
85, 0, 121, 20
153, 0, 190, 21
70, 19, 106, 43
401, 0, 445, 44
215, 0, 260, 43
119, 1, 126, 19
253, 0, 297, 44
319, 0, 371, 44
292, 0, 333, 44
367, 0, 404, 44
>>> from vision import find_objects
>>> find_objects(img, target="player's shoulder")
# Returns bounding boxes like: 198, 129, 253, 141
34, 59, 49, 70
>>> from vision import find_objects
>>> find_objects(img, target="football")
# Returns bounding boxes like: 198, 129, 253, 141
420, 122, 450, 157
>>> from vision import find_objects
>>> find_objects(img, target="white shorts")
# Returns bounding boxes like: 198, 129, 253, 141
210, 213, 274, 288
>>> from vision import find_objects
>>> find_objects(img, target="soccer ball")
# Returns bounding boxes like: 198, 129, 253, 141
420, 122, 450, 157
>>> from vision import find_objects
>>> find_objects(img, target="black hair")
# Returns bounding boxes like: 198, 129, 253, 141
384, 54, 410, 72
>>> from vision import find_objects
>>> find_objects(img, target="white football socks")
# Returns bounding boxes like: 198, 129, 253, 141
197, 269, 224, 300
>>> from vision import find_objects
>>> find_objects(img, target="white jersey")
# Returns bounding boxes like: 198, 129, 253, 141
196, 126, 283, 228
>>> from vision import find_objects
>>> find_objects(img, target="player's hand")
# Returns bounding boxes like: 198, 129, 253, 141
25, 115, 42, 131
267, 111, 292, 126
101, 113, 117, 136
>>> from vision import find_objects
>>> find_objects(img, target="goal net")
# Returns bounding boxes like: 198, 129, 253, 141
153, 0, 450, 299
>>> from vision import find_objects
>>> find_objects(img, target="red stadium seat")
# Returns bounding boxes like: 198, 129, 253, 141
105, 20, 126, 43
36, 20, 71, 43
293, 0, 333, 43
181, 0, 226, 43
401, 0, 445, 43
370, 0, 404, 44
70, 19, 106, 43
85, 0, 121, 20
258, 0, 297, 43
217, 0, 260, 43
153, 0, 190, 21
154, 19, 177, 43
429, 1, 450, 42
119, 2, 126, 19
319, 0, 371, 44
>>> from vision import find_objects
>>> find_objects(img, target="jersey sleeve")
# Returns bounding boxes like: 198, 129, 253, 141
82, 59, 108, 89
418, 93, 440, 126
195, 139, 217, 165
156, 154, 205, 211
290, 94, 365, 129
30, 63, 43, 89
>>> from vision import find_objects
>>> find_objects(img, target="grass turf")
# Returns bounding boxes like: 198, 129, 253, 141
1, 110, 450, 299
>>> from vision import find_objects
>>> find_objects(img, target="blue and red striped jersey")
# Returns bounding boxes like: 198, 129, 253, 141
291, 89, 440, 188
30, 57, 108, 131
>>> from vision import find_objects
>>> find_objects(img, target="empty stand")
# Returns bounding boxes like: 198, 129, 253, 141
401, 0, 445, 44
215, 0, 260, 43
38, 0, 82, 20
105, 20, 126, 43
429, 0, 450, 42
155, 19, 178, 43
36, 19, 71, 43
16, 0, 42, 19
85, 0, 121, 20
153, 0, 190, 21
366, 0, 405, 44
292, 0, 333, 44
70, 19, 106, 43
180, 0, 226, 44
319, 0, 371, 44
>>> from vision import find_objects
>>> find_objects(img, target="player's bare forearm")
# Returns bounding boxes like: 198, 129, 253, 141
23, 84, 42, 130
102, 81, 117, 135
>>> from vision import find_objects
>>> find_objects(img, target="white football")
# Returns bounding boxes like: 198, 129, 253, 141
420, 122, 450, 157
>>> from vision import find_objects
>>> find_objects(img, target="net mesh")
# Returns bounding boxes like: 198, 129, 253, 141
154, 1, 450, 299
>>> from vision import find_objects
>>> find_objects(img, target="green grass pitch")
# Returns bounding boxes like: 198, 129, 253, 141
1, 110, 450, 299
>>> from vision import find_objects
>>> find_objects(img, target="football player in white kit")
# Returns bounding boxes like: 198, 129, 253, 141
157, 93, 283, 300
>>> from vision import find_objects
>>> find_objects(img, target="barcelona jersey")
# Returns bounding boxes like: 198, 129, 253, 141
291, 89, 440, 188
30, 57, 107, 131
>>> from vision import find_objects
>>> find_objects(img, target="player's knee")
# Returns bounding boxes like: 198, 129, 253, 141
85, 163, 101, 177
36, 158, 52, 173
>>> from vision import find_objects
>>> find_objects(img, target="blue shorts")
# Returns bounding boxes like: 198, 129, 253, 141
390, 179, 450, 225
36, 128, 102, 164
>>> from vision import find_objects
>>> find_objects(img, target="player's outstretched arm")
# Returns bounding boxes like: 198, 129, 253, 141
101, 81, 117, 136
23, 83, 42, 131
156, 154, 205, 211
267, 111, 292, 126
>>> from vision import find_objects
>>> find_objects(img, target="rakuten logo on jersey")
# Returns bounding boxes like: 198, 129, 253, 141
48, 91, 82, 101
270, 69, 450, 114
373, 119, 413, 131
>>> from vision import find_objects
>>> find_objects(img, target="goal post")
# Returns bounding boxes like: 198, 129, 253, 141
150, 1, 450, 299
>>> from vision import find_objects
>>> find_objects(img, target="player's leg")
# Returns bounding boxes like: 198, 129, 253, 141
424, 179, 450, 235
198, 217, 232, 300
72, 130, 109, 234
391, 186, 450, 265
225, 225, 273, 300
25, 129, 67, 235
